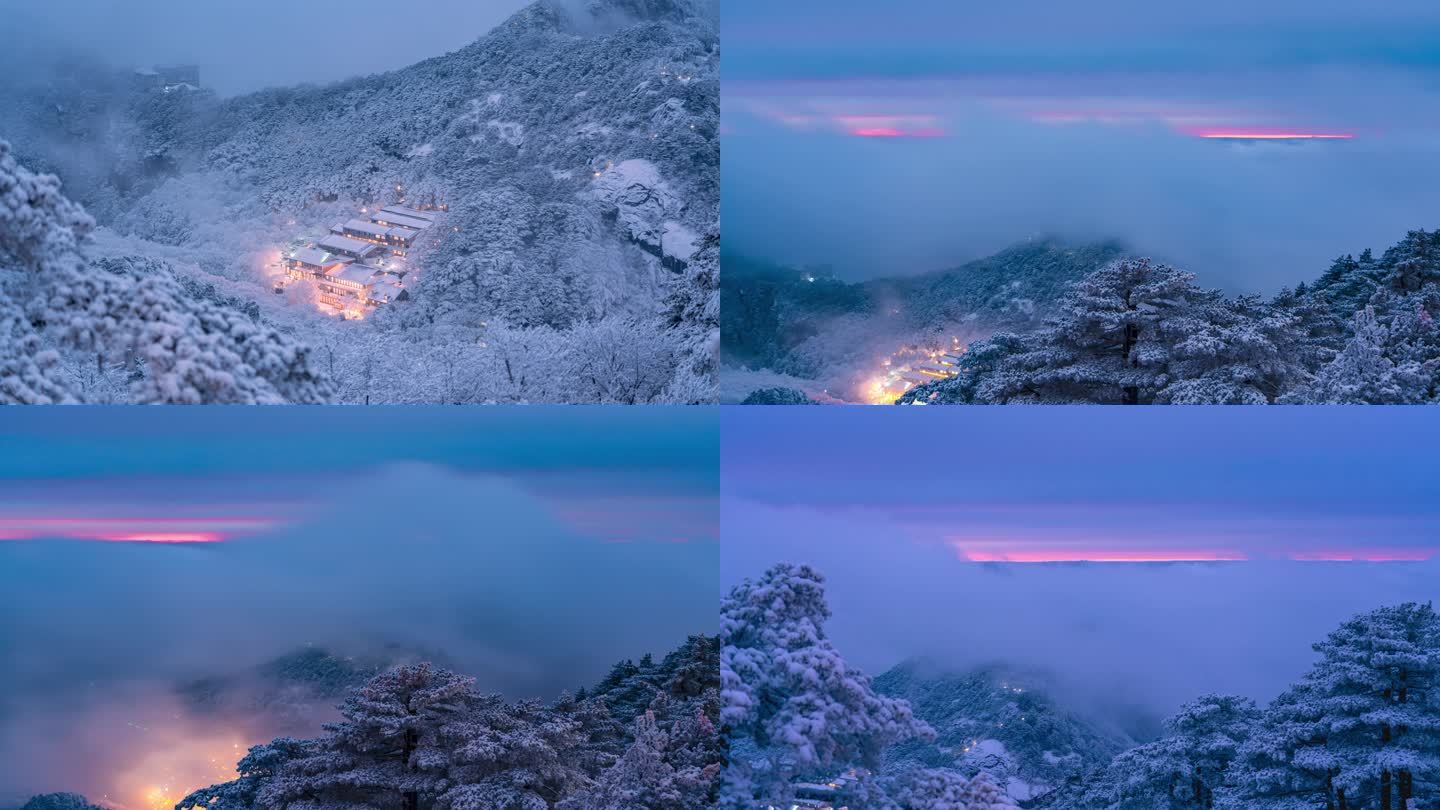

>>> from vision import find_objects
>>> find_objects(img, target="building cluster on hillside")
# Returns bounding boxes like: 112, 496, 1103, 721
279, 203, 443, 318
133, 65, 201, 93
892, 351, 963, 388
770, 769, 866, 810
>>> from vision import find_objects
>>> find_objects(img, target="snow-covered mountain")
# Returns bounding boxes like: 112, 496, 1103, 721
720, 240, 1121, 401
727, 226, 1440, 406
874, 661, 1147, 805
0, 0, 718, 403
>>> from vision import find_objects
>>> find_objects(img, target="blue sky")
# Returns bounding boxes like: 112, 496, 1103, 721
723, 0, 1440, 288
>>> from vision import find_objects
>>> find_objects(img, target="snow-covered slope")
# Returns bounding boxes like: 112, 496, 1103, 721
0, 0, 718, 403
874, 661, 1144, 805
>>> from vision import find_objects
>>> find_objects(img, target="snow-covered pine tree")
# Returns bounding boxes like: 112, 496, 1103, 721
258, 663, 475, 810
558, 711, 685, 810
1158, 294, 1309, 404
981, 258, 1204, 404
1300, 307, 1426, 404
719, 563, 933, 808
1159, 694, 1261, 807
1310, 603, 1440, 809
1222, 604, 1440, 809
1313, 250, 1385, 320
547, 690, 628, 777
1382, 229, 1440, 296
1220, 680, 1341, 810
438, 695, 592, 809
177, 737, 309, 810
1067, 695, 1258, 809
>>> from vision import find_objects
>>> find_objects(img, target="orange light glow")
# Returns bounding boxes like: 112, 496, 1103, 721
108, 728, 253, 810
857, 337, 966, 403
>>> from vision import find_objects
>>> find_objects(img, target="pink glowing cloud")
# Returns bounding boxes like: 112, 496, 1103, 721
0, 516, 282, 543
958, 547, 1249, 563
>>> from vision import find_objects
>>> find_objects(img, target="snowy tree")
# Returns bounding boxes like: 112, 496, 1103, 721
258, 663, 476, 810
1158, 295, 1309, 404
19, 794, 105, 810
1222, 603, 1440, 809
557, 710, 698, 810
1162, 695, 1261, 807
935, 258, 1205, 404
438, 695, 591, 810
546, 691, 628, 777
0, 140, 332, 403
720, 563, 933, 808
0, 137, 95, 402
1075, 695, 1258, 809
1313, 250, 1384, 320
178, 737, 310, 810
881, 768, 1019, 809
1299, 307, 1428, 404
1382, 229, 1440, 295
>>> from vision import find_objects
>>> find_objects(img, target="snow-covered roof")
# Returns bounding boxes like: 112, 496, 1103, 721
289, 247, 348, 268
371, 211, 431, 230
368, 278, 406, 303
380, 205, 435, 222
326, 264, 379, 286
317, 234, 380, 257
342, 219, 389, 238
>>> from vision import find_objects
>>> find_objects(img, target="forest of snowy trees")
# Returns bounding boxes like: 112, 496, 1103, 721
0, 0, 718, 403
900, 231, 1440, 404
720, 563, 1019, 809
722, 564, 1440, 810
10, 636, 721, 810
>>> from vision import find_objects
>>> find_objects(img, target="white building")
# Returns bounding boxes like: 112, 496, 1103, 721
316, 233, 383, 261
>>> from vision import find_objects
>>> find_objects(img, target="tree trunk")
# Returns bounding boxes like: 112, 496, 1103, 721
1121, 322, 1139, 404
1381, 769, 1391, 810
1338, 787, 1348, 810
1400, 770, 1413, 809
403, 727, 419, 810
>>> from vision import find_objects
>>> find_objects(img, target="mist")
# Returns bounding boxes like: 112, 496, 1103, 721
724, 114, 1440, 292
723, 0, 1440, 291
720, 406, 1440, 724
5, 0, 530, 96
0, 408, 718, 807
722, 500, 1440, 718
0, 467, 716, 805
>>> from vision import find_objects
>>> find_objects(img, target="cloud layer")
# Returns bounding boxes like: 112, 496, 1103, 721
723, 1, 1440, 288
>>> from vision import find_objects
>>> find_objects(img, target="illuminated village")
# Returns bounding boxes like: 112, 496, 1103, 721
861, 337, 964, 403
274, 195, 446, 319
